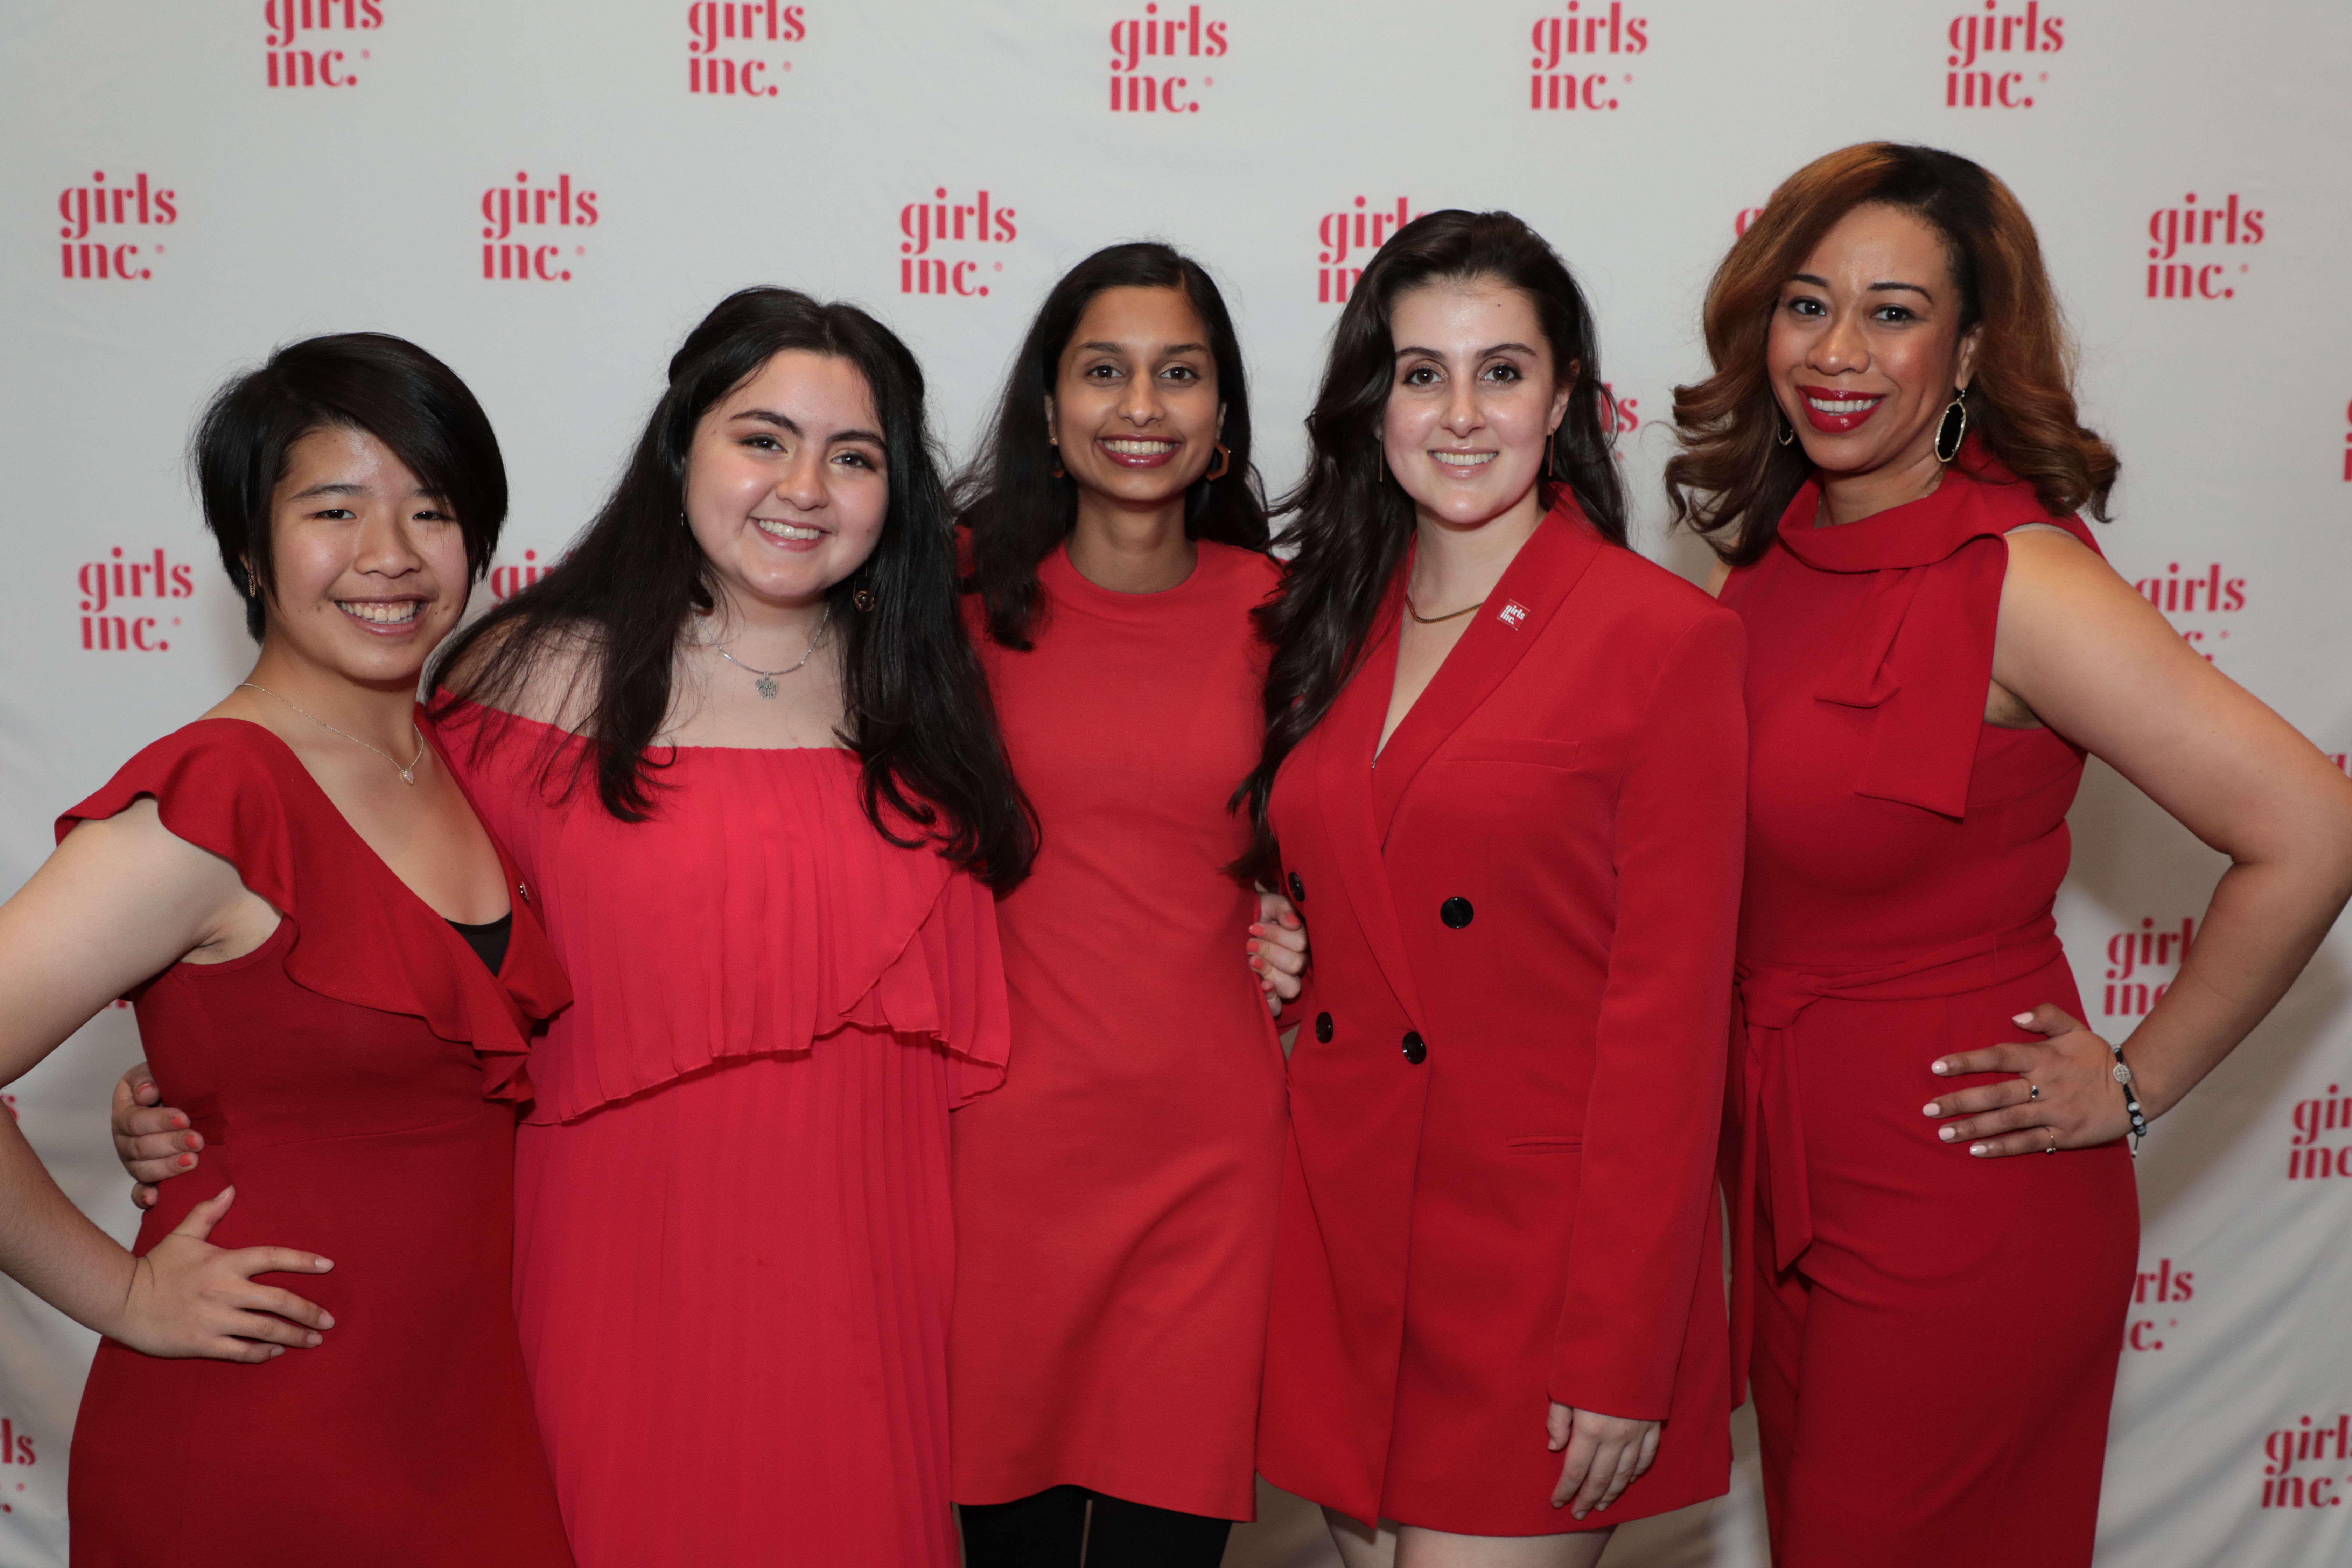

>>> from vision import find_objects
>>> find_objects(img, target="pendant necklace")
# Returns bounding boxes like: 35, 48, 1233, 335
716, 602, 832, 699
238, 682, 427, 785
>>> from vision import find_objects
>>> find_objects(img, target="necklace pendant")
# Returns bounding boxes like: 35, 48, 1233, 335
398, 765, 418, 786
755, 675, 780, 700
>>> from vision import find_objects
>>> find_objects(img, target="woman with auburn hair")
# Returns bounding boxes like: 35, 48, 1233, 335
1669, 142, 2352, 1565
1238, 209, 1744, 1566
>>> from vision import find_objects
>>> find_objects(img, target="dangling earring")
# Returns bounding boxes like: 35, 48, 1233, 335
679, 509, 692, 530
1933, 389, 1969, 464
1049, 438, 1065, 481
1775, 407, 1795, 447
1545, 430, 1556, 476
244, 567, 259, 598
1376, 444, 1385, 485
852, 584, 878, 612
1204, 443, 1231, 482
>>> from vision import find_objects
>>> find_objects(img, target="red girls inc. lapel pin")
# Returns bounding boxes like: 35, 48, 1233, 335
1496, 600, 1530, 629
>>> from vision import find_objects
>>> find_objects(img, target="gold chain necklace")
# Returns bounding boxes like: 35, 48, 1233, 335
238, 682, 427, 785
1403, 590, 1485, 625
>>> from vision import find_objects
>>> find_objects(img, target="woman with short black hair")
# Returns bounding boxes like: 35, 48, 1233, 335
2, 332, 574, 1566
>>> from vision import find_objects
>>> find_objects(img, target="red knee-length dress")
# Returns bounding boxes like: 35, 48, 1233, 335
1719, 453, 2138, 1567
950, 540, 1287, 1521
434, 703, 1009, 1568
1260, 502, 1746, 1536
63, 718, 573, 1568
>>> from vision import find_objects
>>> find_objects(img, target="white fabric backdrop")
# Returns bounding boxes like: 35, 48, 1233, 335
3, 2, 2348, 1563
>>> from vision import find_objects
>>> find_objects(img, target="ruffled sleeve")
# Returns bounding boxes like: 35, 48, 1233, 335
58, 717, 570, 1106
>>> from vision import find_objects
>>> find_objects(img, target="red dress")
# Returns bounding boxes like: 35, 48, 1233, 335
950, 540, 1287, 1520
62, 718, 573, 1568
1719, 455, 2138, 1566
435, 704, 1009, 1568
1260, 503, 1746, 1536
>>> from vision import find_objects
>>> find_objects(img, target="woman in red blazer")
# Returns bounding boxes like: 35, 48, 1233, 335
1235, 209, 1746, 1565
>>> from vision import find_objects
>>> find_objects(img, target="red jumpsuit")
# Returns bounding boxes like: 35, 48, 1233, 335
1719, 453, 2138, 1566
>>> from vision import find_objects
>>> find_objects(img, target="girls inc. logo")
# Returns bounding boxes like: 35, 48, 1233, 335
898, 188, 1014, 299
488, 549, 556, 601
1318, 196, 1420, 304
58, 171, 176, 282
79, 547, 196, 652
1109, 4, 1227, 114
2102, 916, 2192, 1018
687, 1, 805, 98
264, 0, 380, 89
0, 1418, 34, 1473
2288, 1084, 2352, 1182
1528, 1, 1646, 113
2261, 1416, 2352, 1510
1944, 0, 2061, 108
480, 172, 597, 282
2342, 399, 2351, 483
2124, 1256, 2192, 1352
2134, 560, 2245, 661
2147, 192, 2263, 301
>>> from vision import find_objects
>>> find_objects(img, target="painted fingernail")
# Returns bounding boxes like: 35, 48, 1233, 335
177, 1154, 194, 1167
2013, 1012, 2033, 1025
313, 1258, 333, 1269
1969, 1143, 1989, 1155
1931, 1060, 1949, 1074
1923, 1102, 1940, 1116
1939, 1127, 1957, 1141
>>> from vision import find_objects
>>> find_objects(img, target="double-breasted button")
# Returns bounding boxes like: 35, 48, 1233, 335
1440, 896, 1474, 929
1401, 1030, 1427, 1065
1287, 871, 1306, 902
1314, 1011, 1334, 1043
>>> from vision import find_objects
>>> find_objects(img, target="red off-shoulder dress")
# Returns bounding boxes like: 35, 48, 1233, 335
434, 703, 1010, 1568
62, 717, 573, 1568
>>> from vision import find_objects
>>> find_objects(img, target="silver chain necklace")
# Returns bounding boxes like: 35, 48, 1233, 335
238, 682, 428, 786
715, 602, 832, 699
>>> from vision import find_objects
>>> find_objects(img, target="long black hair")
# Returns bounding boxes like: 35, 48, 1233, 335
191, 332, 506, 640
432, 286, 1035, 888
956, 241, 1268, 649
1231, 210, 1625, 879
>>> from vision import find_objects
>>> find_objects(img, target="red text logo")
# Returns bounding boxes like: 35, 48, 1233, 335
899, 188, 1013, 298
79, 547, 195, 652
264, 0, 380, 88
2126, 1255, 2192, 1352
488, 549, 557, 601
2102, 916, 2193, 1018
1318, 196, 1421, 303
2289, 1084, 2352, 1181
687, 1, 805, 97
1945, 0, 2060, 108
2133, 560, 2244, 660
2340, 398, 2350, 482
2146, 192, 2262, 300
1529, 0, 1644, 111
1734, 205, 1766, 237
481, 172, 597, 282
2262, 1416, 2352, 1509
0, 1418, 33, 1470
58, 171, 176, 281
1110, 4, 1226, 114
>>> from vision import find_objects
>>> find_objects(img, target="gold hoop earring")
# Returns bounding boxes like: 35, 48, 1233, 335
1933, 390, 1969, 464
852, 588, 877, 612
244, 568, 259, 598
1775, 409, 1795, 447
1204, 443, 1231, 482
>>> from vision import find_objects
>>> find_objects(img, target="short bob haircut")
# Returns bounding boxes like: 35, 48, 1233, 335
191, 332, 507, 639
1666, 142, 2118, 566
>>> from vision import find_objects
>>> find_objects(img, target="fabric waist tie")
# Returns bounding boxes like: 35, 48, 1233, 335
1724, 916, 2067, 1400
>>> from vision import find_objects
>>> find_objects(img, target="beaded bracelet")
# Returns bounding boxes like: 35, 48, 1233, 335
2110, 1039, 2148, 1155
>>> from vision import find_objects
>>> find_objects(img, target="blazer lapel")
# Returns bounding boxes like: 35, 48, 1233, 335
1372, 500, 1604, 835
1314, 590, 1429, 1031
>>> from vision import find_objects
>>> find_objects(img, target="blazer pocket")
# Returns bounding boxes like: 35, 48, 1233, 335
1446, 737, 1580, 770
1506, 1135, 1584, 1154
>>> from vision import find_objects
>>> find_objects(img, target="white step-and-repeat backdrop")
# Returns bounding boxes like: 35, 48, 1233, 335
3, 2, 2348, 1564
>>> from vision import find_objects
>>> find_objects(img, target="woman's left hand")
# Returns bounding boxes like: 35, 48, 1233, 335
1547, 1402, 1661, 1519
1925, 1004, 2134, 1157
1248, 890, 1308, 1017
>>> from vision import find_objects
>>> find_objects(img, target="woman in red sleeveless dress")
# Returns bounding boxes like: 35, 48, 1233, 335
948, 243, 1295, 1567
0, 335, 572, 1566
1668, 144, 2352, 1566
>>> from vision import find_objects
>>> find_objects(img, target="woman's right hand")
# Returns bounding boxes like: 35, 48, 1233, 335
112, 1059, 196, 1209
111, 1186, 335, 1362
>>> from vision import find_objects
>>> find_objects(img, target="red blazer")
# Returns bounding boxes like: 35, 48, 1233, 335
1258, 502, 1745, 1535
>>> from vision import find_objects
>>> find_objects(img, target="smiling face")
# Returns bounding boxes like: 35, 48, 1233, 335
1047, 285, 1225, 504
683, 349, 890, 612
1768, 203, 1983, 486
1381, 279, 1574, 532
260, 425, 470, 689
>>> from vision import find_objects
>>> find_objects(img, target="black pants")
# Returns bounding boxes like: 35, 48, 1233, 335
958, 1485, 1233, 1568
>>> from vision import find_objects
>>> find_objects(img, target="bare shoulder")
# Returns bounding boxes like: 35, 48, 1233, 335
53, 799, 253, 916
439, 615, 607, 734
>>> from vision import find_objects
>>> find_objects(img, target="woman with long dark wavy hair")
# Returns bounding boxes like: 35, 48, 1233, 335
118, 288, 1034, 1568
1670, 143, 2352, 1566
948, 241, 1302, 1567
1234, 210, 1745, 1565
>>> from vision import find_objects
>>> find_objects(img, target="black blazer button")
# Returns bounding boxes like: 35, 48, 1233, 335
1401, 1030, 1426, 1065
1314, 1011, 1334, 1043
1287, 871, 1306, 902
1440, 896, 1474, 929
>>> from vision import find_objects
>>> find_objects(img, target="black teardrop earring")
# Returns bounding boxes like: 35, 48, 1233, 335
1933, 390, 1970, 464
